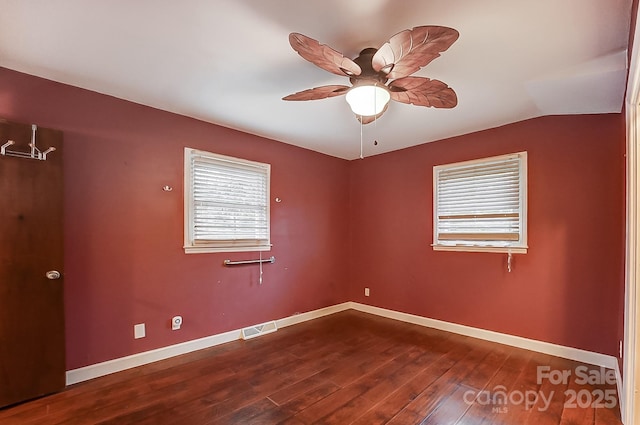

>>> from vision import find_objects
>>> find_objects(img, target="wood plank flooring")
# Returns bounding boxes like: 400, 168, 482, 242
0, 310, 623, 424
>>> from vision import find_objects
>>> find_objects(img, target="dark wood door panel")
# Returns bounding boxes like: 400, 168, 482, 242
0, 119, 65, 407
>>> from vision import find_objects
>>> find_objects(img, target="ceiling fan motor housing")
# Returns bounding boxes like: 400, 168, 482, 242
350, 48, 389, 87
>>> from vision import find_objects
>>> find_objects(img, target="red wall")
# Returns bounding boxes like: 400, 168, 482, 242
349, 114, 626, 357
0, 67, 626, 368
0, 68, 351, 369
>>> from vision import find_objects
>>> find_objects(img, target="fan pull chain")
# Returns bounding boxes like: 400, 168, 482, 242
374, 82, 378, 122
374, 85, 379, 129
360, 118, 364, 159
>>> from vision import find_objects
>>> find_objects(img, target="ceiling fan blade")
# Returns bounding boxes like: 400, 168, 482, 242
283, 85, 351, 101
356, 103, 389, 124
389, 76, 457, 108
372, 26, 459, 80
289, 33, 362, 77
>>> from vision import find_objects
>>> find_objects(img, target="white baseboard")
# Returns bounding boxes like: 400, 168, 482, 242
276, 302, 351, 329
615, 360, 624, 418
65, 302, 351, 386
67, 301, 619, 387
349, 302, 619, 371
66, 328, 240, 385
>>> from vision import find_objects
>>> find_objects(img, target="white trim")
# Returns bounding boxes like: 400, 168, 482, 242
432, 245, 527, 254
275, 302, 351, 328
617, 360, 624, 416
623, 98, 638, 423
65, 302, 351, 386
432, 151, 528, 254
183, 147, 271, 254
350, 302, 618, 370
66, 301, 618, 390
66, 328, 240, 385
623, 5, 640, 424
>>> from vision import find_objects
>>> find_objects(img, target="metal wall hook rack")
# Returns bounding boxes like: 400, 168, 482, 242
1, 124, 56, 161
223, 256, 275, 266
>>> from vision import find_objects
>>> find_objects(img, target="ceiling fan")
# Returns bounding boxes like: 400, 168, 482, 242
283, 26, 459, 124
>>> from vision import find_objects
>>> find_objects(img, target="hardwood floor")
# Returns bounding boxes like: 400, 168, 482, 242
0, 310, 622, 424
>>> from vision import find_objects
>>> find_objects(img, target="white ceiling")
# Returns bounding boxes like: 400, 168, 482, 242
0, 0, 632, 160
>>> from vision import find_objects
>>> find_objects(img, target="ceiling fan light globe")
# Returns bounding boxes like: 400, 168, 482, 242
345, 85, 390, 116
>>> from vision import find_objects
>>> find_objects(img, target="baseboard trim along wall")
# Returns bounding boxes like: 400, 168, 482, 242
65, 302, 351, 385
66, 301, 620, 387
350, 303, 619, 370
348, 303, 623, 407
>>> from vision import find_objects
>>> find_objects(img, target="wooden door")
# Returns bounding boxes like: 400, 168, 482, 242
0, 119, 65, 407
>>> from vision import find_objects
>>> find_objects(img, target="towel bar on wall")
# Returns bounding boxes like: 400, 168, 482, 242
223, 256, 275, 266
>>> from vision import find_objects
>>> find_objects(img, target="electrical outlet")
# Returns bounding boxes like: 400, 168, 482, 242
172, 316, 183, 331
134, 323, 145, 339
364, 287, 370, 297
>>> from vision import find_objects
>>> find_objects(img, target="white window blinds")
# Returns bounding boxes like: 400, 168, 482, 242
433, 152, 527, 253
184, 148, 270, 253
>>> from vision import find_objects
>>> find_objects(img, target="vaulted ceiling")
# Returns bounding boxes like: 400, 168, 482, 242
0, 0, 632, 159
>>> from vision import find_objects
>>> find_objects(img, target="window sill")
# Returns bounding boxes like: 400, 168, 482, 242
184, 245, 272, 254
432, 244, 527, 254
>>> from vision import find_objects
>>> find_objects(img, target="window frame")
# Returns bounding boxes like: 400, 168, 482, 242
183, 147, 271, 254
433, 151, 528, 254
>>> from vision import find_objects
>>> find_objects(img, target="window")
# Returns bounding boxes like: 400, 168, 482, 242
184, 148, 270, 253
433, 152, 527, 253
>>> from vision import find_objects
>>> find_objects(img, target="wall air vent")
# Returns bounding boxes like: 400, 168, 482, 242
241, 320, 278, 340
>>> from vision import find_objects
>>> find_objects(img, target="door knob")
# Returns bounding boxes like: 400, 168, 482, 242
46, 270, 61, 280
